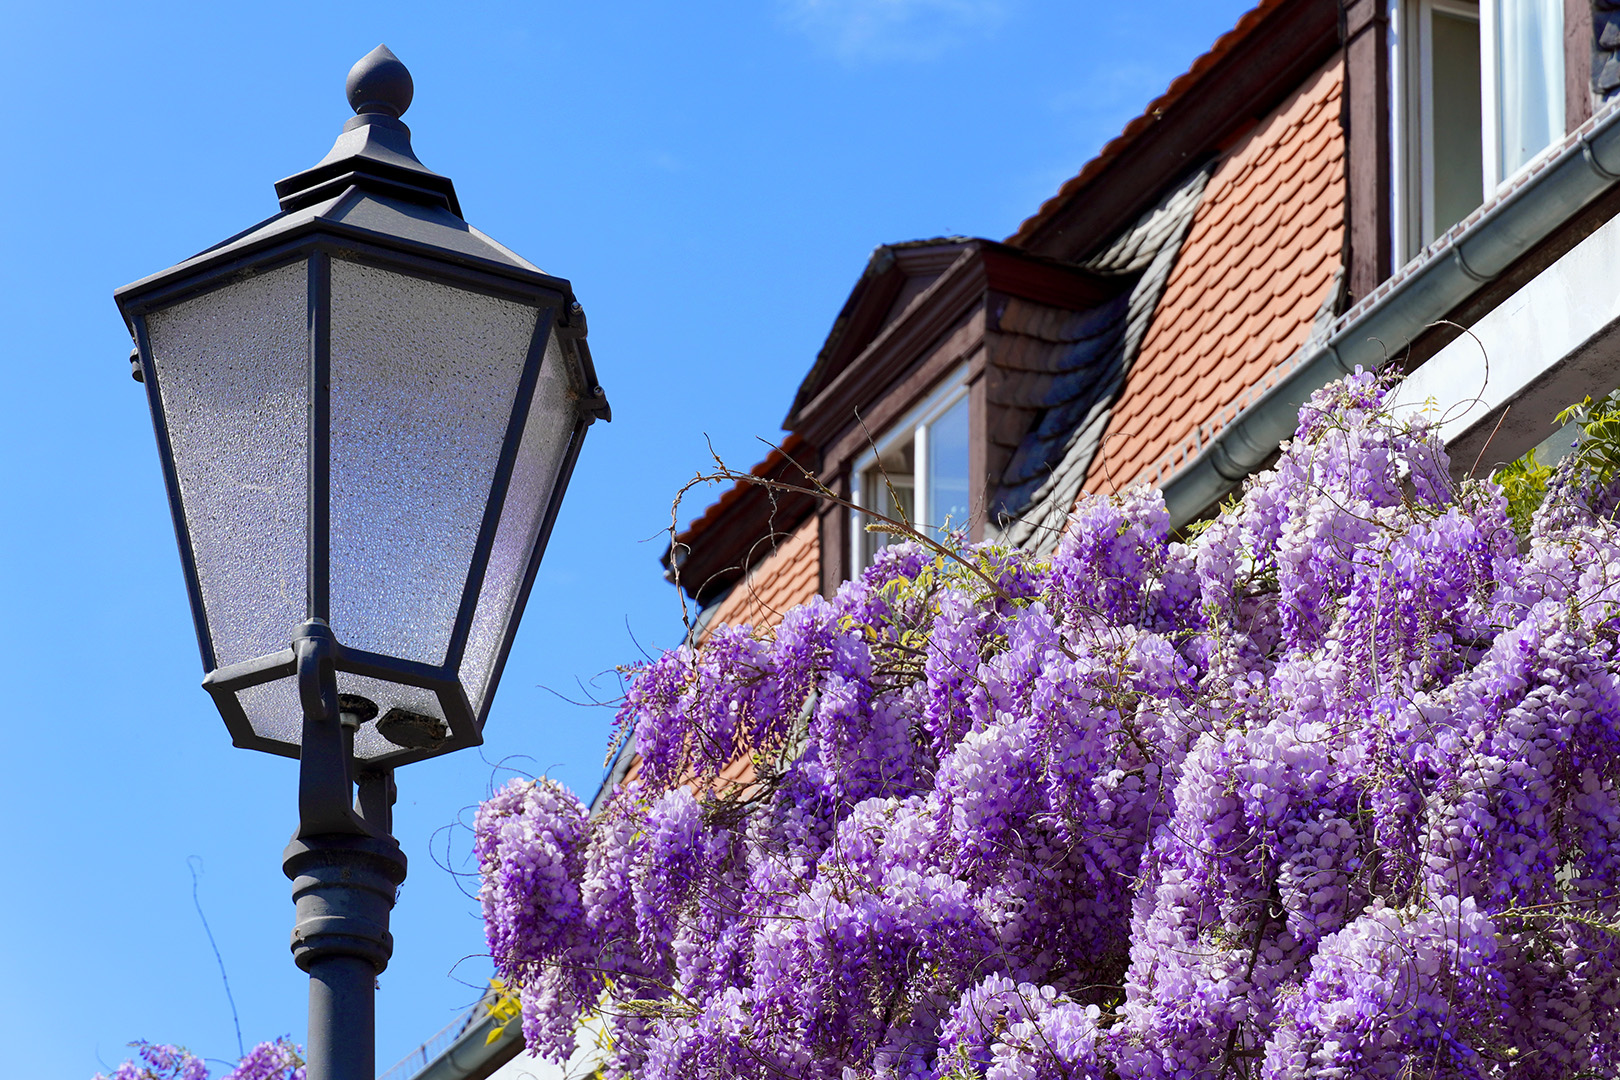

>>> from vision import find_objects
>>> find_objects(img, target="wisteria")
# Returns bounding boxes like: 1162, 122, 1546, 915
477, 370, 1620, 1079
94, 1038, 304, 1080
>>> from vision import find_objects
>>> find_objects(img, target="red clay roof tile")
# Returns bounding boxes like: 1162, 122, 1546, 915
704, 517, 820, 636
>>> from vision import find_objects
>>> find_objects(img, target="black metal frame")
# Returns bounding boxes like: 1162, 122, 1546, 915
116, 204, 604, 769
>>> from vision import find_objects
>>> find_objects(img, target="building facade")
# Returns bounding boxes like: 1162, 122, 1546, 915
410, 2, 1620, 1076
668, 0, 1620, 637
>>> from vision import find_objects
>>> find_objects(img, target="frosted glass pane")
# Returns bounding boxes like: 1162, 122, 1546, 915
236, 676, 303, 746
146, 262, 308, 668
459, 328, 577, 719
1497, 0, 1564, 178
927, 394, 971, 538
235, 673, 446, 759
337, 672, 447, 761
329, 260, 541, 665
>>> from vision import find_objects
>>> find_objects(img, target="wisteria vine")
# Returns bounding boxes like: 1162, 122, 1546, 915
94, 1038, 305, 1080
477, 371, 1620, 1080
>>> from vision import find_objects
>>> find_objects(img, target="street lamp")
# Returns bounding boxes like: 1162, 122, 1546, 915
113, 45, 609, 1080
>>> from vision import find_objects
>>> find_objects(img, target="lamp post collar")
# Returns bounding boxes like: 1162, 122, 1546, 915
274, 45, 462, 218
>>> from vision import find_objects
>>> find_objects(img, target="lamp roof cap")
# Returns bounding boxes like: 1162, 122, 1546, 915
274, 46, 460, 217
347, 44, 414, 119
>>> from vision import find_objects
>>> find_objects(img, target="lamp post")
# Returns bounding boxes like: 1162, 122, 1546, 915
114, 45, 609, 1080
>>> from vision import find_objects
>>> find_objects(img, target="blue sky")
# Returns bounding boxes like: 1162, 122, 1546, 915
0, 1, 1255, 1076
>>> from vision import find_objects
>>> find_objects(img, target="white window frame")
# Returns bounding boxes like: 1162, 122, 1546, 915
1391, 0, 1483, 261
1478, 0, 1503, 193
848, 366, 970, 575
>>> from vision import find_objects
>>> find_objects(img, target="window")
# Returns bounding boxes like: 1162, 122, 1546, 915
1392, 0, 1563, 260
1485, 0, 1565, 180
849, 371, 971, 572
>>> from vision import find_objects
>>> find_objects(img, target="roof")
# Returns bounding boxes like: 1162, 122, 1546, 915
786, 238, 1123, 440
663, 433, 820, 604
994, 164, 1212, 550
1007, 0, 1340, 261
1087, 58, 1346, 495
785, 238, 974, 427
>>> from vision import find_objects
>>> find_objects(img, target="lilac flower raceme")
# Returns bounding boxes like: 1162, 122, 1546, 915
476, 370, 1620, 1079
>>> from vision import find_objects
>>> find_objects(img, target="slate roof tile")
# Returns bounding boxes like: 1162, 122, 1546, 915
995, 165, 1213, 549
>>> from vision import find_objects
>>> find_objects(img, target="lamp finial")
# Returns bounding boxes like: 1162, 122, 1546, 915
346, 44, 414, 119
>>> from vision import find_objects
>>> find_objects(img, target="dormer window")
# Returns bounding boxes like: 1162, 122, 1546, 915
1394, 0, 1564, 259
850, 369, 970, 572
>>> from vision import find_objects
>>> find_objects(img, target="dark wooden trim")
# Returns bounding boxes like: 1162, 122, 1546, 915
1569, 0, 1596, 131
819, 476, 849, 599
979, 250, 1119, 310
793, 250, 981, 442
1343, 0, 1390, 303
967, 369, 989, 543
786, 242, 970, 427
1017, 0, 1342, 261
791, 243, 1121, 445
821, 313, 986, 474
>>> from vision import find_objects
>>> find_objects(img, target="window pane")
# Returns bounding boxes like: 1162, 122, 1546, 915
1497, 0, 1564, 178
927, 394, 971, 538
328, 260, 540, 667
860, 437, 913, 568
1431, 11, 1483, 237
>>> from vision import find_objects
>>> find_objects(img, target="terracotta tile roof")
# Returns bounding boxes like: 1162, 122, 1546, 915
1083, 59, 1345, 495
1009, 0, 1301, 251
705, 516, 820, 635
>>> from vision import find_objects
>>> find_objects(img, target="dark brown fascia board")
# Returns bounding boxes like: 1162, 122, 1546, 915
788, 240, 1122, 447
1018, 0, 1341, 262
979, 248, 1121, 310
893, 243, 978, 278
786, 239, 973, 426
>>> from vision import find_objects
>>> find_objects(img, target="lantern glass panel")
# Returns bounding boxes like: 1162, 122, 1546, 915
458, 328, 579, 719
340, 672, 448, 762
235, 676, 304, 745
145, 261, 310, 669
328, 259, 542, 666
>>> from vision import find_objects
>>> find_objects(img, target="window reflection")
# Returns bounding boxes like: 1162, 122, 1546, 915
927, 394, 970, 539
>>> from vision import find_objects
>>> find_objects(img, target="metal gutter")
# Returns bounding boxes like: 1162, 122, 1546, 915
382, 995, 523, 1080
1160, 97, 1620, 527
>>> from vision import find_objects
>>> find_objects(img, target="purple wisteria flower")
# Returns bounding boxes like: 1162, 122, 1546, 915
473, 371, 1620, 1080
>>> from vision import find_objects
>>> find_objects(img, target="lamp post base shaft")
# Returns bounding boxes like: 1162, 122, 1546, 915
284, 832, 408, 1080
307, 955, 377, 1080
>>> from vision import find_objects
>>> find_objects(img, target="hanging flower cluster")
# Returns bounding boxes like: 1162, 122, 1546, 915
94, 1038, 304, 1080
477, 371, 1620, 1080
